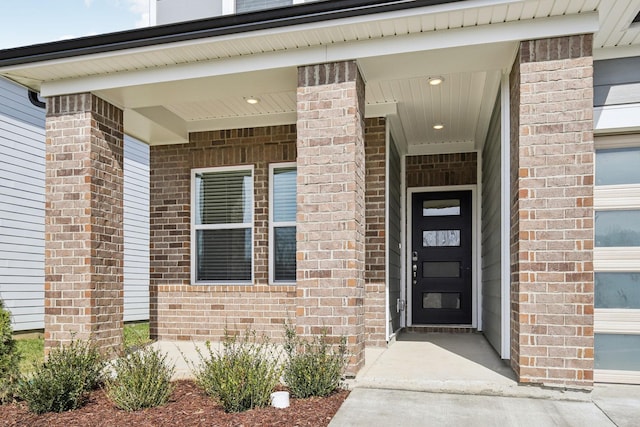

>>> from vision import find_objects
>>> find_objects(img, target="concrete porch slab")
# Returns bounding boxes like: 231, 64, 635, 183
348, 332, 591, 401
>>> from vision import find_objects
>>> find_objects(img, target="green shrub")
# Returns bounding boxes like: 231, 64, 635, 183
189, 330, 282, 413
105, 345, 175, 411
18, 339, 104, 414
0, 299, 20, 403
283, 325, 348, 398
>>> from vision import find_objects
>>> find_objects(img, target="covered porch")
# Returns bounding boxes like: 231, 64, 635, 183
0, 0, 610, 388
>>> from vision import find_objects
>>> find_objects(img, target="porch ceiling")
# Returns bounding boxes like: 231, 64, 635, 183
0, 0, 638, 149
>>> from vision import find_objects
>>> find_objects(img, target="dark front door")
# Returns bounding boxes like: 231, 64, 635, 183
411, 190, 472, 324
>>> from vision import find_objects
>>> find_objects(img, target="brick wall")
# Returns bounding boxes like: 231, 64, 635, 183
510, 35, 594, 387
406, 153, 477, 188
296, 61, 366, 373
45, 93, 124, 354
150, 126, 298, 341
150, 119, 387, 347
364, 117, 387, 347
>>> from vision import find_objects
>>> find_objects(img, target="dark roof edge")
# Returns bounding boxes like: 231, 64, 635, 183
0, 0, 460, 67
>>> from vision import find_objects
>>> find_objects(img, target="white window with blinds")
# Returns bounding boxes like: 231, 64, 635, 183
594, 134, 640, 384
269, 163, 297, 284
191, 166, 254, 284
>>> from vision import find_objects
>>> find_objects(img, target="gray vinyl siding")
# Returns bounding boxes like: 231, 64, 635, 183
594, 57, 640, 107
0, 78, 46, 331
124, 136, 150, 322
0, 78, 150, 330
236, 0, 292, 13
481, 92, 502, 354
156, 0, 223, 25
388, 135, 402, 335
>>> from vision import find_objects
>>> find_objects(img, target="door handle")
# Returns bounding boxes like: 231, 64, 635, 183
412, 251, 418, 262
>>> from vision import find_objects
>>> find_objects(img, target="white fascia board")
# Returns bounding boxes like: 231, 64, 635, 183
41, 12, 599, 98
595, 44, 640, 60
594, 103, 640, 133
187, 112, 296, 133
185, 101, 398, 132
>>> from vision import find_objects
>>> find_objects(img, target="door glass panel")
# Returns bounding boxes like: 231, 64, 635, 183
423, 199, 460, 216
595, 273, 640, 309
423, 293, 461, 309
596, 147, 640, 186
595, 210, 640, 247
423, 230, 460, 247
595, 334, 640, 371
423, 261, 460, 278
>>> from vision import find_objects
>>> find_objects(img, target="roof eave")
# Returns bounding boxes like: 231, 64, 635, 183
0, 0, 460, 67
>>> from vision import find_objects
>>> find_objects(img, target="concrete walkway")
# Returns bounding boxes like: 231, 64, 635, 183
330, 332, 640, 427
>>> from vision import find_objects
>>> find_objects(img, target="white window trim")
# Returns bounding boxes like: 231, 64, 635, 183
269, 162, 297, 285
191, 165, 255, 285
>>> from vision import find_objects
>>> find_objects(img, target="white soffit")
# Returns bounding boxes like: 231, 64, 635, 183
0, 0, 600, 95
594, 0, 640, 49
36, 11, 598, 98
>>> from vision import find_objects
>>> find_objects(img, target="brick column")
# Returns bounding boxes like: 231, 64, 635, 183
510, 35, 594, 387
45, 93, 124, 355
296, 61, 366, 373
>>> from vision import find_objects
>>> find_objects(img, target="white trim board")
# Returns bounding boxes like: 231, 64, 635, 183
499, 71, 511, 360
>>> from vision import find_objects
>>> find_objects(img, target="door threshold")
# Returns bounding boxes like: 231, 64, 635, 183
405, 325, 477, 334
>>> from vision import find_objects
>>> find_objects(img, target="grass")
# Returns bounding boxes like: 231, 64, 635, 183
123, 322, 151, 348
15, 334, 44, 374
14, 322, 151, 375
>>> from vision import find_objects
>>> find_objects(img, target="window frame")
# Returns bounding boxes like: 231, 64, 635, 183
269, 162, 297, 285
594, 135, 640, 383
190, 165, 255, 285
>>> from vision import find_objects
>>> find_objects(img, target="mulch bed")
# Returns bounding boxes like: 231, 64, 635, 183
1, 380, 349, 427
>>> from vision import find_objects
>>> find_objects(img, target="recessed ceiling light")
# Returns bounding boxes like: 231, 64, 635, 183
245, 97, 260, 104
428, 77, 444, 86
433, 124, 444, 130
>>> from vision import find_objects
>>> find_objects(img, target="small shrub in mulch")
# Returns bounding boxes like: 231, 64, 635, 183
17, 339, 104, 414
283, 324, 348, 398
188, 329, 283, 413
105, 345, 175, 411
1, 379, 349, 427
